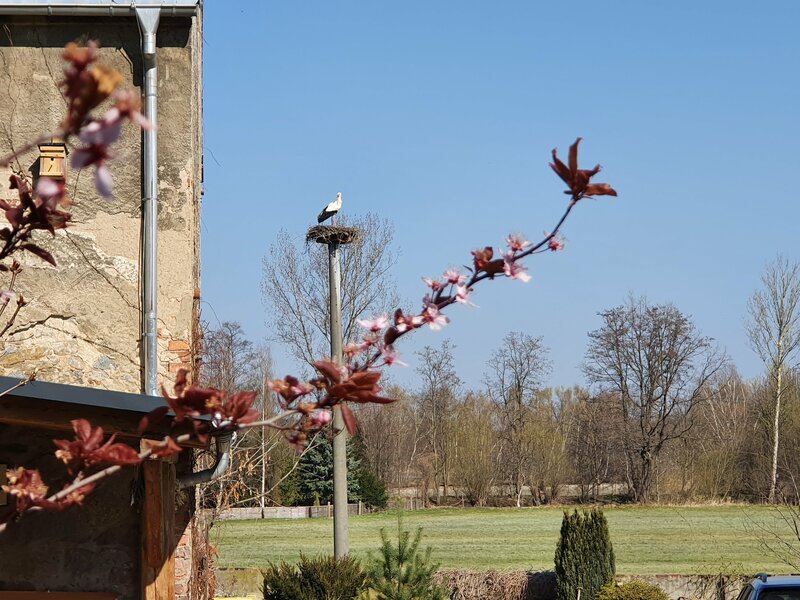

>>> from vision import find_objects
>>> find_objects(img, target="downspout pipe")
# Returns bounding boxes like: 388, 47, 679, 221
177, 432, 234, 489
136, 5, 160, 398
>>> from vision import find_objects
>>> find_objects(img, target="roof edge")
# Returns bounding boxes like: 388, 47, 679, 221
0, 0, 199, 17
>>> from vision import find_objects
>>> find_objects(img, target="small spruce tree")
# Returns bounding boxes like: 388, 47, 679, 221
554, 509, 615, 600
360, 519, 448, 600
294, 434, 361, 506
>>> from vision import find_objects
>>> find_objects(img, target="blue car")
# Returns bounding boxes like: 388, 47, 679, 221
736, 574, 800, 600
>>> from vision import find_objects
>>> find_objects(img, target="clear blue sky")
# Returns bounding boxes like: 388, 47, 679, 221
200, 1, 800, 391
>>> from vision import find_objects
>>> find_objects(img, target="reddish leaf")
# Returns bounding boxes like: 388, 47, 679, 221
223, 391, 259, 425
327, 370, 396, 405
21, 244, 56, 266
549, 152, 572, 185
568, 137, 581, 174
384, 326, 400, 346
4, 207, 23, 229
314, 360, 342, 385
584, 183, 618, 197
340, 404, 358, 436
150, 436, 182, 459
96, 442, 141, 466
550, 138, 615, 201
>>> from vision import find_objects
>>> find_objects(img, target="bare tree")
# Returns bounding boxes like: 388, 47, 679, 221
355, 384, 421, 490
568, 390, 624, 501
747, 256, 800, 503
416, 341, 460, 504
526, 387, 576, 504
201, 321, 258, 391
451, 392, 498, 507
692, 367, 750, 499
199, 322, 282, 510
584, 297, 726, 503
484, 332, 551, 507
261, 213, 399, 369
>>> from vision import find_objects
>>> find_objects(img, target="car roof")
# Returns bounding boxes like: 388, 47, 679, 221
753, 576, 800, 590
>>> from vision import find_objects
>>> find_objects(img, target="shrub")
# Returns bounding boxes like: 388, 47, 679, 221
359, 470, 389, 509
595, 581, 669, 600
262, 554, 367, 600
554, 509, 615, 600
360, 520, 448, 600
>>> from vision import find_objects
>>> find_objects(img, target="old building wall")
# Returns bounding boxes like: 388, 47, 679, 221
0, 13, 205, 600
0, 15, 203, 394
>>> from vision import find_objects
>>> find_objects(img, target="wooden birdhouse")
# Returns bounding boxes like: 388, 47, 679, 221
37, 138, 67, 180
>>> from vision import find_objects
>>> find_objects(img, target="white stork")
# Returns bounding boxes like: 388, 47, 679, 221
317, 192, 342, 224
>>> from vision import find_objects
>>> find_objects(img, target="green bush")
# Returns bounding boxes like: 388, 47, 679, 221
554, 508, 615, 600
358, 470, 389, 509
262, 554, 367, 600
595, 581, 670, 600
360, 520, 448, 600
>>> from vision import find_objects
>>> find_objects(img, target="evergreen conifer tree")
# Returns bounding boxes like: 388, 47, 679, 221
294, 434, 361, 506
360, 519, 448, 600
555, 509, 615, 600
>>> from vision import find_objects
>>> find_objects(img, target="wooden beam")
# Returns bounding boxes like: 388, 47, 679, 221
142, 460, 175, 600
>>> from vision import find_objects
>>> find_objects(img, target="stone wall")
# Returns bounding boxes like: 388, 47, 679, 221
0, 15, 203, 394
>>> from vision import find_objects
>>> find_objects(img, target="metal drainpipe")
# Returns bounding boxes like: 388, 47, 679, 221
177, 433, 234, 489
135, 6, 160, 398
135, 4, 232, 487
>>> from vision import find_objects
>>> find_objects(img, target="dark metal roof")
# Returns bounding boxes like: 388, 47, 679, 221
0, 375, 204, 443
0, 375, 163, 414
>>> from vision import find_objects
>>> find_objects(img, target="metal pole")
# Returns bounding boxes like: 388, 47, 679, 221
328, 240, 349, 557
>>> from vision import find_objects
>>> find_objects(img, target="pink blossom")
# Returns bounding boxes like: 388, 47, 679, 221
503, 256, 532, 282
357, 314, 389, 332
35, 177, 63, 200
71, 143, 113, 198
394, 310, 423, 333
0, 290, 15, 305
422, 277, 445, 292
79, 118, 122, 146
109, 89, 152, 130
548, 234, 566, 252
380, 345, 407, 367
506, 234, 531, 253
443, 269, 466, 285
308, 409, 332, 429
421, 305, 449, 330
343, 343, 365, 358
455, 285, 475, 305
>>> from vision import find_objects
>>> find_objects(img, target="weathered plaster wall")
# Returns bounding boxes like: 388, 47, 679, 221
0, 15, 203, 394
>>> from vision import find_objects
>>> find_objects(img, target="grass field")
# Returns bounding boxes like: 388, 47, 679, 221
213, 505, 799, 575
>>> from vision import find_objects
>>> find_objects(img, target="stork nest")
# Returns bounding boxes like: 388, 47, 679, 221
306, 225, 361, 245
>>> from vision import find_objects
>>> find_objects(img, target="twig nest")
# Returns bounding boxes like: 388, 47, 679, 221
306, 225, 360, 245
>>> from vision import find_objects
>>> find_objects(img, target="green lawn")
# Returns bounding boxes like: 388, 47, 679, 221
212, 505, 799, 574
